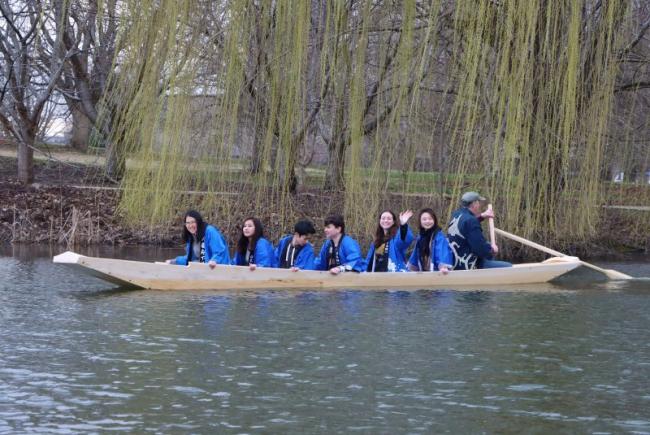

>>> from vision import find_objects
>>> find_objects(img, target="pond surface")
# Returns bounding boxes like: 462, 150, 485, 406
1, 245, 649, 434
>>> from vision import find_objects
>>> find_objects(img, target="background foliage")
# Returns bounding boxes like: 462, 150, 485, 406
1, 0, 649, 249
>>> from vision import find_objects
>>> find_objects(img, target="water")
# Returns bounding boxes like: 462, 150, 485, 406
1, 245, 649, 433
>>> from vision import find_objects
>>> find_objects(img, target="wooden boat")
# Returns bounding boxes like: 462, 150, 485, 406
53, 251, 582, 290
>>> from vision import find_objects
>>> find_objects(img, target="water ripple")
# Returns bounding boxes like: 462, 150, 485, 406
1, 251, 650, 433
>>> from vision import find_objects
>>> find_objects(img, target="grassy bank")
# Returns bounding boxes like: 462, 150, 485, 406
0, 155, 648, 260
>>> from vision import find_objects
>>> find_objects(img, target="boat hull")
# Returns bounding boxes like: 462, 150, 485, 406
53, 251, 581, 291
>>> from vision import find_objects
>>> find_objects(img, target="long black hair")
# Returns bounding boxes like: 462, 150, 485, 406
417, 208, 441, 269
236, 217, 264, 255
182, 210, 207, 243
418, 208, 440, 233
373, 210, 398, 248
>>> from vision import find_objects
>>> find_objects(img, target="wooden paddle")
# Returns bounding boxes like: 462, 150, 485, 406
494, 227, 633, 280
487, 204, 496, 248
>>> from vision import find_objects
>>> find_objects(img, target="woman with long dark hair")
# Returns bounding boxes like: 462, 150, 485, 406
166, 210, 230, 268
408, 208, 453, 273
365, 209, 414, 272
232, 217, 274, 270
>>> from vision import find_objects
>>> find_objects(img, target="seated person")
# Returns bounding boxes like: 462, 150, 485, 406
366, 210, 414, 272
447, 192, 512, 269
408, 208, 453, 273
232, 217, 275, 270
274, 220, 317, 271
314, 214, 365, 274
166, 210, 230, 268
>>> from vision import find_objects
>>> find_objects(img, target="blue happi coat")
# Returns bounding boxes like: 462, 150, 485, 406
446, 207, 492, 270
408, 230, 454, 271
232, 237, 275, 267
174, 224, 230, 265
365, 225, 414, 272
273, 235, 316, 270
314, 235, 366, 272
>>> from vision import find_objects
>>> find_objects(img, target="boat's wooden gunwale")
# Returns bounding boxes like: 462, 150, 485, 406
53, 251, 582, 291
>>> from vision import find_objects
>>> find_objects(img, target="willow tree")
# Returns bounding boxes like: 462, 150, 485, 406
103, 0, 446, 234
102, 0, 633, 244
445, 0, 628, 242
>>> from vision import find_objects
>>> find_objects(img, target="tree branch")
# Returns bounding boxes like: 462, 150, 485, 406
615, 81, 650, 93
620, 17, 650, 57
31, 50, 74, 123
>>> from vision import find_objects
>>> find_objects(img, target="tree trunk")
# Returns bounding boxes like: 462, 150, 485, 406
323, 135, 346, 191
69, 107, 90, 152
105, 142, 125, 181
324, 91, 347, 192
249, 120, 265, 175
17, 133, 35, 184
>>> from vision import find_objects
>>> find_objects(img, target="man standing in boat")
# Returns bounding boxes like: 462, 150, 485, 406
314, 214, 366, 274
447, 192, 512, 270
274, 220, 317, 271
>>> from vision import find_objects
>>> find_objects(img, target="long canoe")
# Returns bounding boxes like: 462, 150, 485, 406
53, 251, 582, 290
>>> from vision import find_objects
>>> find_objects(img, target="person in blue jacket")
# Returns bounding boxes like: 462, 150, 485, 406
274, 220, 317, 271
447, 191, 512, 270
314, 214, 365, 274
232, 217, 275, 270
366, 209, 415, 272
166, 210, 230, 268
408, 208, 453, 273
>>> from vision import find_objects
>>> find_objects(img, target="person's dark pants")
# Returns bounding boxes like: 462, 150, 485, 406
481, 259, 513, 269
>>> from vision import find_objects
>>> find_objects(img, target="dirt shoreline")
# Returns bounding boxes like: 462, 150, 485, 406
1, 156, 648, 261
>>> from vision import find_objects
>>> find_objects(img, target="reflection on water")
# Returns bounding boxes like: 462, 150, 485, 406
0, 246, 649, 433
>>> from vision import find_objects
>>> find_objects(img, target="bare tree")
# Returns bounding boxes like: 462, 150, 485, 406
52, 0, 118, 152
0, 0, 70, 184
609, 3, 650, 182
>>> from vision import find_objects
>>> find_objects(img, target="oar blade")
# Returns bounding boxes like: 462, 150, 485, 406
603, 269, 634, 280
495, 227, 634, 281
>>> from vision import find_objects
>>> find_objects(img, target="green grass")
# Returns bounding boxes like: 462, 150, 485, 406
8, 144, 492, 195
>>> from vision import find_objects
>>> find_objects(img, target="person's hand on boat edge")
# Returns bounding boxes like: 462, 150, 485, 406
249, 263, 257, 271
208, 260, 217, 269
440, 265, 450, 275
330, 266, 342, 275
291, 266, 300, 272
